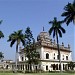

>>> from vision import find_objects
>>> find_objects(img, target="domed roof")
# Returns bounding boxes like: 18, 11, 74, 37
37, 32, 49, 39
37, 31, 51, 44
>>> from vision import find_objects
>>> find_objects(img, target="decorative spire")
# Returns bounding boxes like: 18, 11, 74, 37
62, 42, 64, 46
68, 44, 70, 49
43, 26, 44, 31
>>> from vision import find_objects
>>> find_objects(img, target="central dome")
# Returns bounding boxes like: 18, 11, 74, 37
37, 32, 51, 44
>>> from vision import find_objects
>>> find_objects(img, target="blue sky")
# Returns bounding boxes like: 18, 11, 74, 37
0, 0, 74, 61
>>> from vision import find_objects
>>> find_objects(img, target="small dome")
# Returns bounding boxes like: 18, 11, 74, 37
37, 32, 51, 44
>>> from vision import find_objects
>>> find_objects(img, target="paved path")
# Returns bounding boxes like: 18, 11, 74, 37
17, 73, 33, 75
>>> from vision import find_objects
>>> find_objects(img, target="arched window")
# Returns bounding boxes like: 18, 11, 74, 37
62, 55, 64, 60
46, 65, 48, 70
21, 56, 24, 61
54, 53, 55, 59
66, 56, 68, 60
46, 53, 49, 59
63, 64, 65, 70
54, 53, 55, 56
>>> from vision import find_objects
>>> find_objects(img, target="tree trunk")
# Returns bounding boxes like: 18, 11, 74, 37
15, 42, 18, 72
56, 33, 62, 72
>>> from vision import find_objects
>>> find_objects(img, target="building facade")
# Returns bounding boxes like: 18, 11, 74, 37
0, 60, 13, 70
17, 31, 72, 71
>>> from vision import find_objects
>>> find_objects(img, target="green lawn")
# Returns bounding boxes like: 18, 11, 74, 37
0, 73, 75, 75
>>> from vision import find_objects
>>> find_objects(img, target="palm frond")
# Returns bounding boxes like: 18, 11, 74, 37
49, 17, 65, 38
49, 27, 54, 35
64, 15, 70, 22
8, 30, 25, 47
18, 30, 22, 35
61, 12, 70, 16
0, 20, 3, 24
62, 1, 75, 25
10, 39, 16, 47
60, 26, 66, 33
58, 29, 62, 37
66, 15, 73, 25
58, 20, 65, 24
49, 21, 53, 24
0, 31, 4, 38
21, 39, 25, 46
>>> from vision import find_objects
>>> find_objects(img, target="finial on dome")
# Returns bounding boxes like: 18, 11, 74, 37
68, 44, 70, 49
43, 26, 44, 31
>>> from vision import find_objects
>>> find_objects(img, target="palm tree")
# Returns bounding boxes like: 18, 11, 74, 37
61, 1, 75, 25
0, 20, 4, 62
7, 30, 25, 71
49, 17, 66, 72
0, 20, 4, 38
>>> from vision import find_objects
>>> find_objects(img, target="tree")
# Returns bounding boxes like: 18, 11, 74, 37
68, 62, 75, 70
25, 27, 39, 71
0, 52, 4, 61
49, 17, 66, 72
0, 20, 4, 62
7, 30, 25, 71
0, 20, 4, 38
61, 1, 75, 25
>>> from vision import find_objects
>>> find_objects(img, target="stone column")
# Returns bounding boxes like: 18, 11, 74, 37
32, 64, 34, 72
29, 64, 30, 72
61, 63, 63, 71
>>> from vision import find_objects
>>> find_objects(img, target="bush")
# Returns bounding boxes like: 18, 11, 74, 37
17, 70, 23, 73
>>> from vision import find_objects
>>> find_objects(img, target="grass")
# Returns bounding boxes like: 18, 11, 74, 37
0, 73, 75, 75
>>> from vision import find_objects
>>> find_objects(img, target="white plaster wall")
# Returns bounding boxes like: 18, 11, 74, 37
43, 48, 53, 60
68, 52, 72, 61
18, 46, 72, 71
61, 51, 72, 61
19, 53, 26, 61
19, 45, 72, 62
41, 62, 52, 71
19, 54, 21, 61
41, 47, 44, 60
40, 47, 72, 61
52, 50, 58, 60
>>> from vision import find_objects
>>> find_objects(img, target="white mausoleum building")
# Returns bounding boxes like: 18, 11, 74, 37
14, 31, 72, 71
